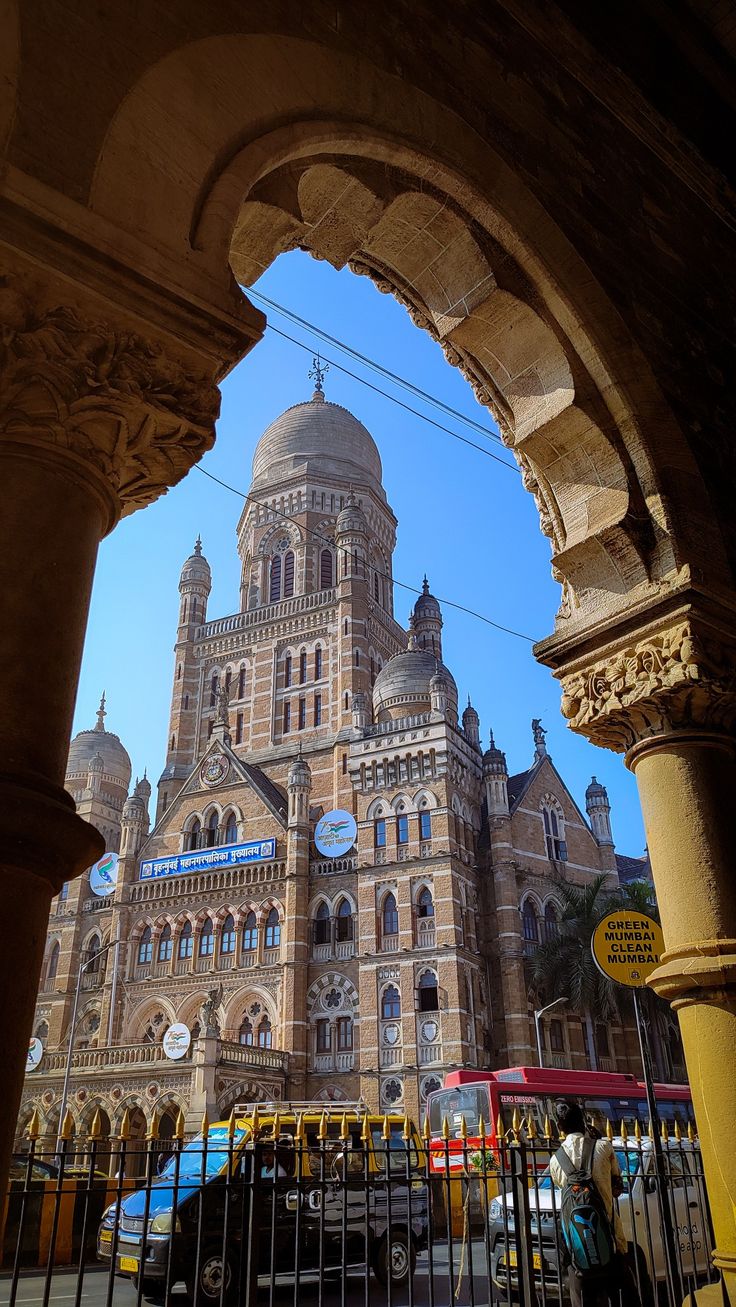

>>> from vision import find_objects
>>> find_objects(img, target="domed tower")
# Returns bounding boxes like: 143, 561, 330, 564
158, 538, 212, 821
483, 729, 510, 817
413, 578, 443, 659
586, 776, 614, 846
373, 631, 459, 725
120, 775, 152, 859
463, 697, 481, 750
66, 694, 132, 851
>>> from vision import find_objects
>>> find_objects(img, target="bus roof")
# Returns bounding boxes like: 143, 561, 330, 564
441, 1067, 691, 1097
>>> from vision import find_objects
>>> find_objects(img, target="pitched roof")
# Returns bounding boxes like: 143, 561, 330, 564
507, 767, 535, 811
615, 852, 653, 884
240, 761, 288, 825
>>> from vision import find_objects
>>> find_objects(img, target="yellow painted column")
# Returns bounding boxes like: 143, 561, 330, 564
627, 730, 736, 1302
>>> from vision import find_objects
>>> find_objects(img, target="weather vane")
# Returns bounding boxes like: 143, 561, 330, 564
309, 353, 329, 394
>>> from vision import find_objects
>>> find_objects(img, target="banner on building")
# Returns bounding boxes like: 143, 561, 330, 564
139, 838, 276, 881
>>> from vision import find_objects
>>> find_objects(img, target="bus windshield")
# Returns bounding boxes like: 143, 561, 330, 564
427, 1085, 491, 1139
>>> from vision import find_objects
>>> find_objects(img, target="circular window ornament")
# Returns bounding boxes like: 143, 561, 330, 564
381, 1077, 403, 1106
420, 1075, 442, 1101
382, 1023, 400, 1046
200, 754, 229, 789
323, 987, 343, 1010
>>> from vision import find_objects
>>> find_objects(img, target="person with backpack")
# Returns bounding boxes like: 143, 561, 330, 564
550, 1100, 641, 1307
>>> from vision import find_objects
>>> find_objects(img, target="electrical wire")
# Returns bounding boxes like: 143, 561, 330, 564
193, 463, 537, 644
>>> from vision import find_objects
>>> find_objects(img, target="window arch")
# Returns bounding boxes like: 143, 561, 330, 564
205, 810, 219, 848
418, 969, 439, 1012
35, 1019, 49, 1042
158, 923, 172, 963
239, 1015, 254, 1045
381, 984, 401, 1020
320, 549, 333, 589
242, 912, 257, 954
313, 901, 331, 947
542, 802, 567, 861
336, 898, 353, 942
265, 908, 281, 950
199, 918, 214, 957
46, 941, 60, 987
283, 550, 295, 598
521, 898, 540, 945
381, 892, 399, 939
137, 926, 152, 966
186, 818, 201, 852
314, 646, 322, 679
257, 1016, 273, 1048
178, 920, 193, 960
284, 652, 292, 687
544, 902, 560, 942
299, 650, 307, 683
269, 554, 282, 602
223, 811, 238, 845
221, 914, 236, 955
417, 887, 434, 919
86, 933, 101, 972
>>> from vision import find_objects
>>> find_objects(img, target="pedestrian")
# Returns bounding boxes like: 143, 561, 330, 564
550, 1099, 641, 1307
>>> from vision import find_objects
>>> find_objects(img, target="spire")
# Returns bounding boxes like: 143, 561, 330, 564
194, 535, 202, 556
308, 353, 329, 400
95, 692, 106, 732
422, 575, 430, 594
407, 614, 418, 652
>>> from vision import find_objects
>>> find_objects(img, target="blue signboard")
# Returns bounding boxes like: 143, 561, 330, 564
139, 838, 277, 881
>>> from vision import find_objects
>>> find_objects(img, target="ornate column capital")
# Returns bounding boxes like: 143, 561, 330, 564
538, 594, 736, 752
0, 280, 223, 531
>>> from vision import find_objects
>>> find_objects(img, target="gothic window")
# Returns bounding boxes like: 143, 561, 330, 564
186, 818, 201, 851
224, 811, 238, 844
314, 646, 322, 679
316, 1019, 331, 1053
344, 692, 349, 711
544, 902, 560, 942
178, 921, 193, 959
257, 1016, 272, 1048
35, 1020, 49, 1042
184, 694, 189, 710
337, 1016, 353, 1050
238, 666, 246, 699
381, 985, 401, 1019
320, 549, 333, 589
284, 653, 292, 687
221, 914, 236, 954
158, 924, 172, 963
397, 814, 409, 845
336, 898, 353, 941
283, 702, 291, 734
314, 902, 331, 946
205, 810, 219, 847
199, 918, 214, 957
550, 1018, 564, 1053
298, 697, 306, 730
86, 933, 101, 972
417, 887, 434, 919
59, 882, 69, 902
542, 804, 567, 862
265, 908, 281, 949
210, 673, 218, 708
283, 551, 295, 598
372, 820, 386, 853
242, 912, 257, 953
235, 712, 243, 745
239, 1016, 254, 1046
355, 649, 360, 667
521, 898, 540, 944
419, 811, 432, 841
225, 669, 232, 693
46, 941, 60, 986
382, 892, 399, 938
269, 555, 281, 602
418, 970, 439, 1012
137, 927, 152, 966
314, 693, 322, 726
299, 650, 307, 683
177, 660, 183, 678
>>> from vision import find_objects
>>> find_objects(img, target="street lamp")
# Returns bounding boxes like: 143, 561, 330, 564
534, 996, 569, 1069
56, 936, 119, 1151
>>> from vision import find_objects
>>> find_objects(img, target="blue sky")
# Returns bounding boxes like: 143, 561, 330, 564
72, 250, 646, 857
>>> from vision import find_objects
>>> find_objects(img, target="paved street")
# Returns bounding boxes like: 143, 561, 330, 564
0, 1242, 499, 1307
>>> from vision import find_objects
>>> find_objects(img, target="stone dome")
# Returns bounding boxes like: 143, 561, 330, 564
373, 648, 458, 722
180, 536, 211, 588
335, 490, 368, 536
66, 695, 132, 789
413, 577, 442, 621
251, 392, 384, 495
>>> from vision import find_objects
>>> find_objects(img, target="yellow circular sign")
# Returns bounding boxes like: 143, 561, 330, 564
591, 911, 665, 987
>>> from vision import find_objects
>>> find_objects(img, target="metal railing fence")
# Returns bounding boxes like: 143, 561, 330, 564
1, 1109, 722, 1307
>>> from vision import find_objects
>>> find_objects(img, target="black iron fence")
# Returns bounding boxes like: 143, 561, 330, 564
1, 1111, 723, 1307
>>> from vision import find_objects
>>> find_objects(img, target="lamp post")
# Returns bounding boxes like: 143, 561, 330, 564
56, 936, 119, 1151
534, 996, 568, 1069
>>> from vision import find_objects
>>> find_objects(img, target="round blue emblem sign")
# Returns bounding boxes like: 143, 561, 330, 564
314, 809, 358, 858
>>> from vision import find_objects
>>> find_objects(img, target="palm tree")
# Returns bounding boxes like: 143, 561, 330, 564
530, 874, 624, 1034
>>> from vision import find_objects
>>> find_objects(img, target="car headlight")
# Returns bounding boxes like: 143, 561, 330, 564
149, 1211, 181, 1234
489, 1199, 503, 1221
101, 1204, 117, 1227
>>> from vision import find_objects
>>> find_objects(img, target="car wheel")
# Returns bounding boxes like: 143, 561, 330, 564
373, 1232, 416, 1287
185, 1247, 234, 1306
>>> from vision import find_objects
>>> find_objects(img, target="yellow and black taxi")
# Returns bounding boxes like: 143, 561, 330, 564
97, 1103, 428, 1303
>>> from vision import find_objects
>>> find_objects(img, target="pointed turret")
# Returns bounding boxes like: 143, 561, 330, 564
462, 696, 481, 749
483, 729, 510, 817
412, 577, 443, 659
586, 776, 614, 846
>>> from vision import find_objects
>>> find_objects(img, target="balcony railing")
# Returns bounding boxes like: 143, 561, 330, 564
130, 861, 286, 904
379, 1047, 401, 1068
263, 949, 281, 967
418, 1044, 441, 1065
379, 934, 399, 953
196, 588, 336, 641
416, 922, 436, 949
217, 1041, 289, 1073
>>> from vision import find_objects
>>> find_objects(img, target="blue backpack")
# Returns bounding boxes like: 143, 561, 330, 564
554, 1136, 615, 1279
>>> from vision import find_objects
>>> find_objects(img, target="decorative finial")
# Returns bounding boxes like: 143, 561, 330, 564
194, 535, 202, 556
422, 576, 430, 595
309, 353, 329, 397
488, 728, 496, 748
532, 717, 548, 761
407, 614, 417, 652
95, 692, 106, 732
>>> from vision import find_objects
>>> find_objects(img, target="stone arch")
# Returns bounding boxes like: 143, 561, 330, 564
412, 788, 438, 810
366, 797, 389, 820
390, 793, 413, 814
125, 995, 177, 1043
223, 985, 278, 1035
306, 973, 359, 1015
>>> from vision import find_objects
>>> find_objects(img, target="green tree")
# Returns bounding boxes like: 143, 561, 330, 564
530, 872, 623, 1024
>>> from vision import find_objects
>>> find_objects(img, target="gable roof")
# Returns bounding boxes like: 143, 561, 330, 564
507, 766, 535, 811
148, 738, 288, 840
615, 852, 653, 884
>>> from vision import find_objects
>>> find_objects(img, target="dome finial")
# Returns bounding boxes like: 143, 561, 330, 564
194, 534, 202, 556
95, 692, 106, 732
422, 575, 430, 595
308, 352, 329, 400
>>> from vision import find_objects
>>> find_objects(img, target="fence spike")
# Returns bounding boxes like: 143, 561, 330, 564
27, 1109, 41, 1140
318, 1111, 327, 1142
620, 1120, 628, 1142
460, 1114, 468, 1141
402, 1114, 411, 1142
341, 1113, 350, 1141
90, 1108, 103, 1140
442, 1115, 450, 1141
295, 1113, 305, 1143
361, 1113, 370, 1145
674, 1119, 682, 1142
148, 1111, 159, 1141
61, 1108, 74, 1140
496, 1114, 504, 1139
478, 1115, 486, 1142
422, 1114, 431, 1142
647, 1120, 655, 1141
175, 1108, 186, 1140
605, 1119, 613, 1140
687, 1122, 696, 1142
543, 1114, 552, 1141
634, 1119, 642, 1141
251, 1105, 260, 1137
228, 1108, 238, 1140
273, 1110, 281, 1140
119, 1107, 131, 1140
382, 1114, 391, 1142
512, 1107, 521, 1137
661, 1120, 668, 1143
200, 1110, 209, 1137
527, 1117, 537, 1140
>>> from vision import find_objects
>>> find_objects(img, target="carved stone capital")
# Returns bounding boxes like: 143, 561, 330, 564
0, 282, 222, 529
547, 602, 736, 752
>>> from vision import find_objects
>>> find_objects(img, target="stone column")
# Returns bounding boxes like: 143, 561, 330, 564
0, 270, 253, 1192
550, 607, 736, 1304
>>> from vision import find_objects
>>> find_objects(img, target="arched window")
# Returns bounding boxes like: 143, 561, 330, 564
209, 672, 218, 707
221, 914, 236, 955
265, 908, 281, 949
336, 898, 353, 942
314, 693, 322, 726
337, 1016, 353, 1050
418, 970, 439, 1012
284, 653, 292, 687
417, 888, 434, 919
238, 665, 246, 699
314, 646, 322, 679
374, 818, 386, 849
550, 1018, 565, 1053
283, 702, 291, 733
46, 941, 60, 986
86, 933, 101, 972
544, 902, 560, 942
137, 926, 152, 966
242, 912, 257, 953
299, 650, 307, 683
58, 882, 69, 902
257, 1016, 273, 1048
205, 810, 219, 848
158, 924, 172, 963
521, 899, 540, 944
283, 551, 295, 598
187, 819, 201, 852
382, 893, 399, 938
419, 811, 432, 841
224, 812, 238, 845
178, 920, 193, 959
542, 805, 567, 861
35, 1020, 49, 1042
320, 549, 333, 589
381, 985, 401, 1019
238, 1016, 254, 1046
269, 555, 282, 602
199, 918, 214, 957
313, 901, 331, 946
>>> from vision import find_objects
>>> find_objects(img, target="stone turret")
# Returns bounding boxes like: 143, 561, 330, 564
483, 730, 509, 817
121, 775, 151, 858
463, 697, 481, 749
412, 577, 443, 659
586, 776, 614, 846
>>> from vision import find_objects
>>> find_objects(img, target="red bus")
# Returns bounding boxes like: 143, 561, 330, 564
425, 1066, 694, 1173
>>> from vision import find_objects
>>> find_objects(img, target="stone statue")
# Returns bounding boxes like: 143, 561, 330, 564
532, 718, 548, 759
215, 685, 230, 725
199, 983, 223, 1036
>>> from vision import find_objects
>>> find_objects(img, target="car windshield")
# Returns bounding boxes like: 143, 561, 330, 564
614, 1149, 642, 1191
159, 1126, 247, 1181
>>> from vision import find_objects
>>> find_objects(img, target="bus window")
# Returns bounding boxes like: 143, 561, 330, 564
427, 1085, 491, 1139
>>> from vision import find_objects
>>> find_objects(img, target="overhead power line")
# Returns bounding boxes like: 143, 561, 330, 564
193, 463, 537, 645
